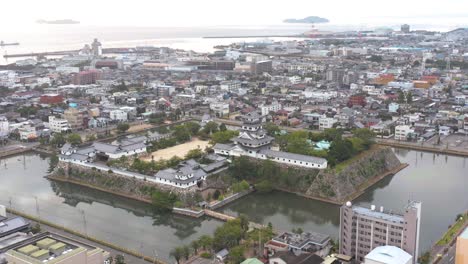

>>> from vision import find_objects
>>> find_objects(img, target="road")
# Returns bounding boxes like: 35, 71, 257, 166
437, 243, 456, 264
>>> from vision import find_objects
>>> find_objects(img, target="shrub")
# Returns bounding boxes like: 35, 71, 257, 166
200, 252, 212, 259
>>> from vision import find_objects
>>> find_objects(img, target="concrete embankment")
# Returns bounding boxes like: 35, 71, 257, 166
0, 145, 32, 158
377, 140, 468, 157
46, 175, 154, 205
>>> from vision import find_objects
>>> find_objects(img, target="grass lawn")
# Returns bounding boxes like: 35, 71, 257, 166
436, 213, 468, 246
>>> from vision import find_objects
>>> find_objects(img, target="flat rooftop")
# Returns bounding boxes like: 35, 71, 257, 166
353, 206, 404, 224
273, 231, 330, 249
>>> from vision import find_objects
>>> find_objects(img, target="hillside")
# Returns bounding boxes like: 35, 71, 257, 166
283, 16, 329, 24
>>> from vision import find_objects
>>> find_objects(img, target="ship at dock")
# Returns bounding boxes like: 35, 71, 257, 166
0, 41, 20, 47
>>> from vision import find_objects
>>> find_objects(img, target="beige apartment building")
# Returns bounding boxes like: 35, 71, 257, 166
339, 201, 421, 263
456, 227, 468, 264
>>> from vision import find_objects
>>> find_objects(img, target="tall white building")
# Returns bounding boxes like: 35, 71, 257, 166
48, 116, 71, 133
319, 117, 337, 131
395, 125, 414, 140
109, 110, 128, 121
0, 116, 9, 138
260, 101, 282, 116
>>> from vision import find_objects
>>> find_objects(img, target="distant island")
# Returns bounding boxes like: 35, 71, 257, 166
283, 16, 329, 24
36, 19, 80, 25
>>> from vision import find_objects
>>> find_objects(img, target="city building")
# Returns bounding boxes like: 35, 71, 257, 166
251, 60, 273, 75
401, 24, 410, 33
388, 103, 400, 113
364, 245, 412, 264
63, 108, 86, 131
268, 251, 324, 264
266, 231, 331, 257
0, 116, 9, 139
319, 117, 337, 131
91, 38, 102, 57
455, 226, 468, 264
48, 116, 71, 133
260, 101, 282, 116
39, 94, 64, 105
72, 70, 101, 85
109, 109, 128, 122
339, 201, 421, 263
5, 232, 109, 264
395, 125, 414, 140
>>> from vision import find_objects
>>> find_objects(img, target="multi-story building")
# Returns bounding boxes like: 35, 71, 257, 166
456, 227, 468, 264
0, 116, 9, 139
40, 94, 64, 104
401, 24, 410, 33
5, 232, 109, 264
72, 70, 101, 85
260, 101, 282, 116
251, 60, 272, 75
209, 102, 230, 117
319, 117, 337, 131
109, 109, 128, 122
395, 125, 414, 140
339, 201, 422, 263
48, 116, 71, 133
63, 108, 86, 131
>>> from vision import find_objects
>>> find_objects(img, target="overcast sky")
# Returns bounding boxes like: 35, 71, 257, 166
2, 0, 468, 27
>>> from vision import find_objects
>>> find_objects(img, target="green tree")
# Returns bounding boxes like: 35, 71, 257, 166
31, 223, 41, 234
151, 190, 178, 210
191, 240, 200, 254
210, 130, 239, 144
219, 123, 227, 131
85, 134, 96, 142
67, 133, 82, 146
114, 254, 126, 264
173, 125, 191, 142
255, 180, 273, 193
213, 219, 243, 250
117, 123, 130, 133
48, 154, 59, 173
328, 139, 354, 165
170, 247, 184, 264
185, 148, 203, 160
228, 245, 245, 264
185, 122, 201, 135
264, 122, 280, 136
49, 133, 66, 147
182, 245, 191, 260
418, 251, 431, 264
203, 121, 219, 134
198, 235, 213, 251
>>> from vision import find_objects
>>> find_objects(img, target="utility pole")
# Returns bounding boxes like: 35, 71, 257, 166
34, 196, 39, 218
80, 209, 87, 236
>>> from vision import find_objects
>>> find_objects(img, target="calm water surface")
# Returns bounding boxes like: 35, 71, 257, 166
0, 153, 223, 261
220, 148, 468, 254
0, 149, 466, 258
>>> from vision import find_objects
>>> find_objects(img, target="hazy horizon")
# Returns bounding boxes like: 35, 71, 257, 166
2, 0, 468, 29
